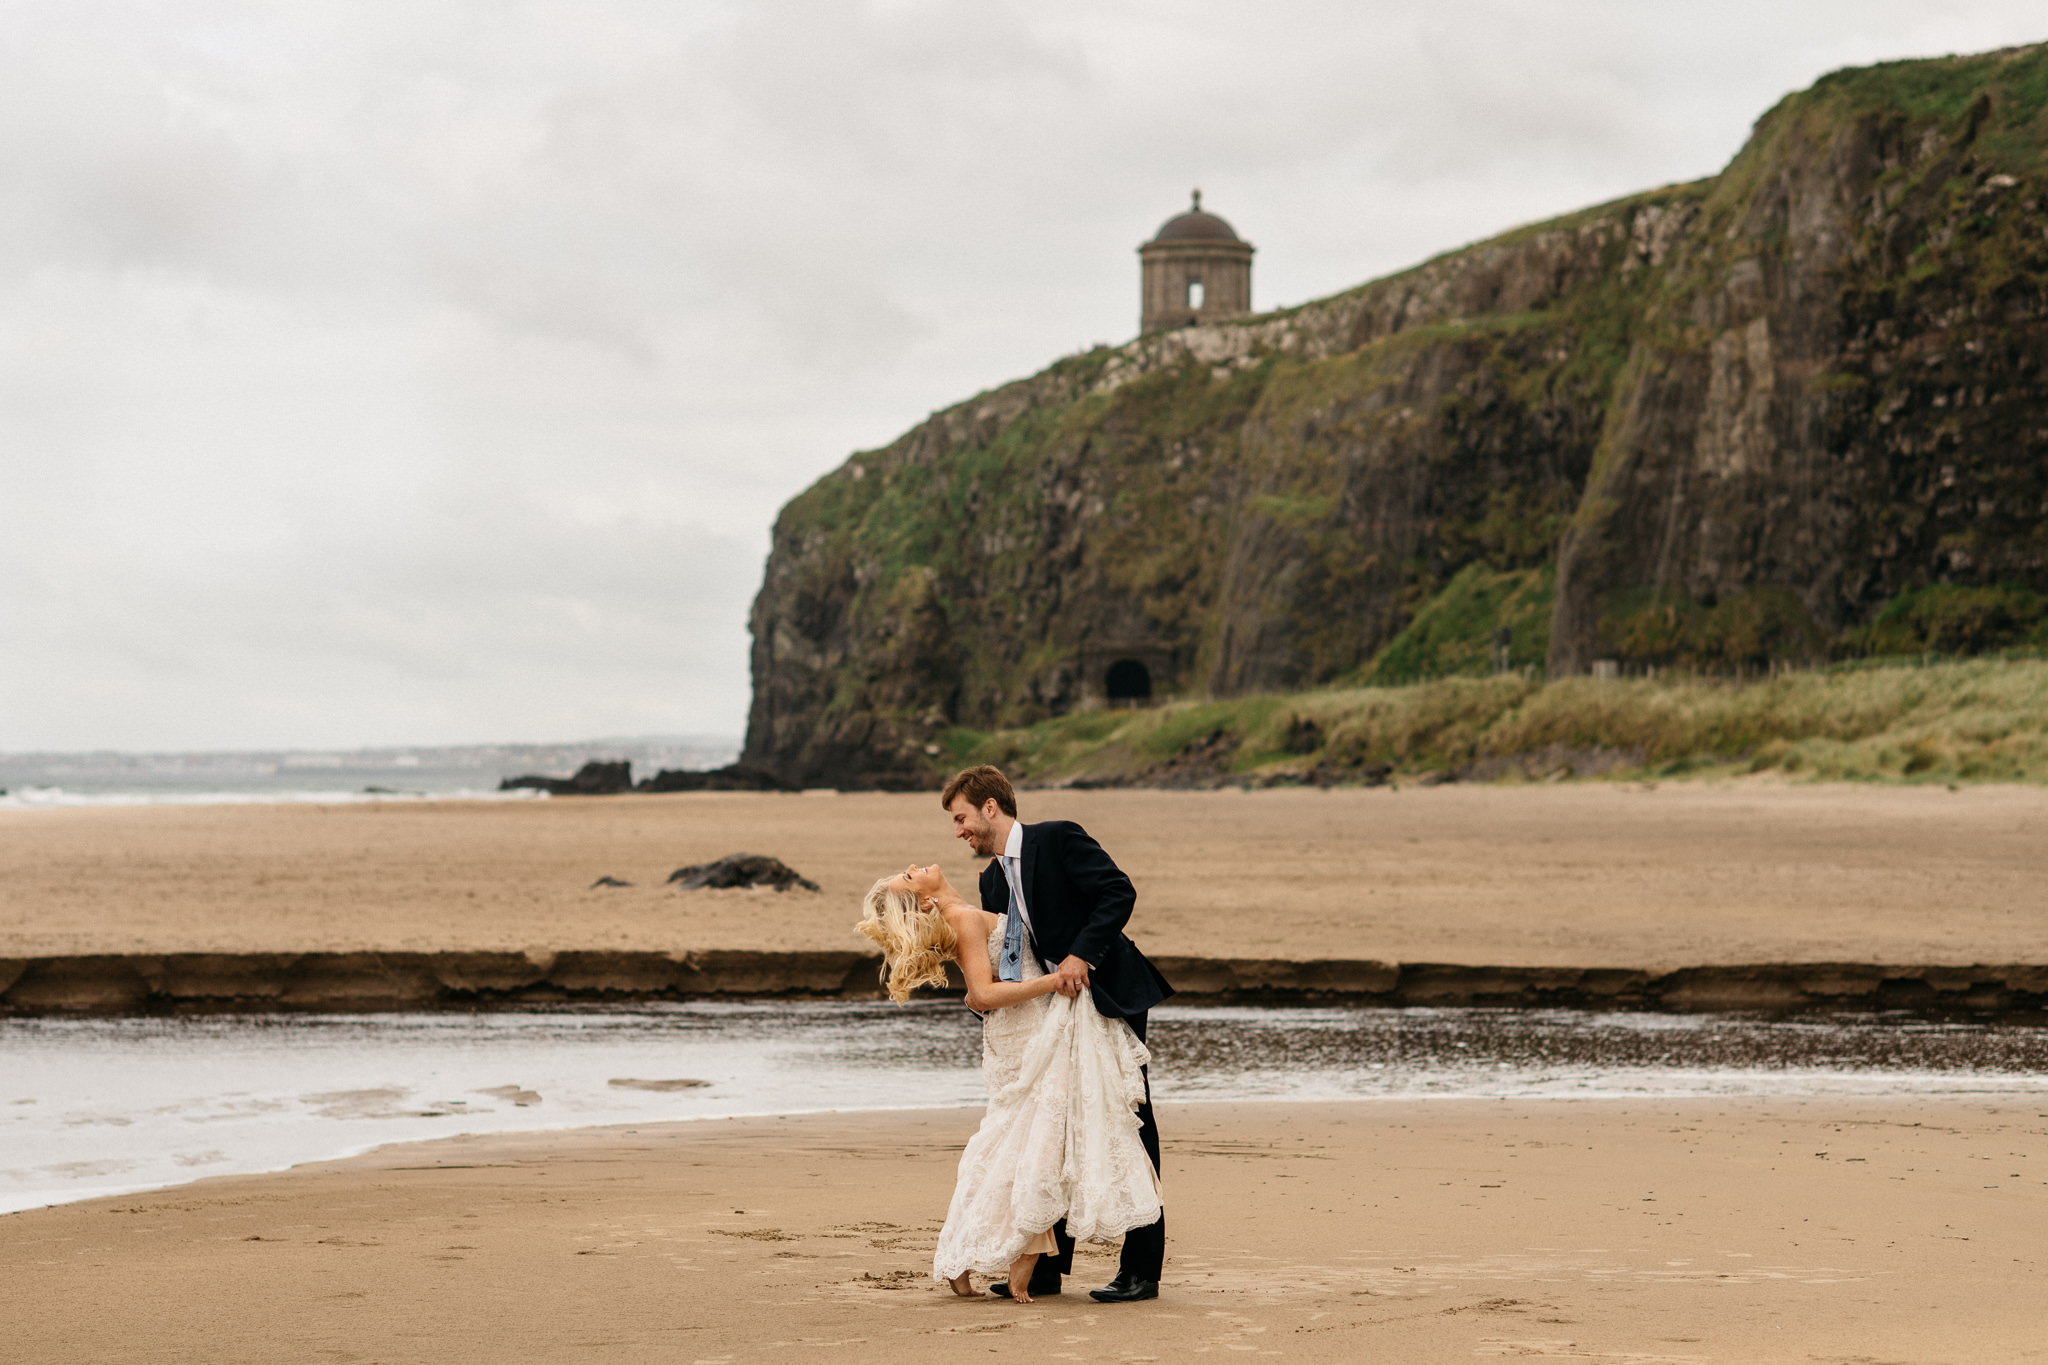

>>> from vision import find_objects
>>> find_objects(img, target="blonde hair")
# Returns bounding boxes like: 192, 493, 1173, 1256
856, 876, 959, 1003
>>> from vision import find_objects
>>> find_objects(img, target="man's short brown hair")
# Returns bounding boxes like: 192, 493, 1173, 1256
941, 764, 1017, 817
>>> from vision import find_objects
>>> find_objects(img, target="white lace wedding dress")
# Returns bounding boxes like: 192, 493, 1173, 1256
931, 913, 1163, 1282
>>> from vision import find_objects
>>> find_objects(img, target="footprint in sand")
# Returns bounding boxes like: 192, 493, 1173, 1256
608, 1078, 711, 1092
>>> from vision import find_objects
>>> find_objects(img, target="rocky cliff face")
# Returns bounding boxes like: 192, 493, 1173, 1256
745, 46, 2048, 788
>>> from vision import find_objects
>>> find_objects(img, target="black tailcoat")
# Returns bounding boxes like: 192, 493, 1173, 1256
976, 819, 1173, 1019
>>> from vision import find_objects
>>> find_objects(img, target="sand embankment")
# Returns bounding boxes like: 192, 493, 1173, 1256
4, 783, 2045, 1013
3, 1098, 2042, 1363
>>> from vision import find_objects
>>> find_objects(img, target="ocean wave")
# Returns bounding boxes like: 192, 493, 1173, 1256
0, 785, 549, 811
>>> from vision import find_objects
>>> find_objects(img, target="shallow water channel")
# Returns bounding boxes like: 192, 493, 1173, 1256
6, 1002, 2047, 1215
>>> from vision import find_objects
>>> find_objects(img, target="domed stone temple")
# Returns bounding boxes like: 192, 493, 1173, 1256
1138, 189, 1254, 333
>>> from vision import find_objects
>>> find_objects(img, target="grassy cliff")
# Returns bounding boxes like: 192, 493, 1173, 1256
745, 45, 2048, 788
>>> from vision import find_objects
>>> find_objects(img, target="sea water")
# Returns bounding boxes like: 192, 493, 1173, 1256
4, 1002, 2046, 1216
0, 737, 737, 809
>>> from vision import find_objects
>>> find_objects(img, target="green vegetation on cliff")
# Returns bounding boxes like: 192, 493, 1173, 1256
747, 43, 2048, 789
1356, 563, 1556, 684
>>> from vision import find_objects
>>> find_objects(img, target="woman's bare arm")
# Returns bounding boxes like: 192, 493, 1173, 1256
943, 904, 1061, 1013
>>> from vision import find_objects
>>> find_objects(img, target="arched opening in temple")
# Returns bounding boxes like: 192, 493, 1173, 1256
1105, 658, 1152, 705
1186, 278, 1205, 309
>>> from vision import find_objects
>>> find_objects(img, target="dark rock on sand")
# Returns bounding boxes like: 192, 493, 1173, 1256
499, 760, 634, 796
666, 854, 820, 893
588, 876, 633, 889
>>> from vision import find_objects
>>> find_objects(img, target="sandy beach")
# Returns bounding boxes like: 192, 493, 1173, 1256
6, 782, 2045, 1358
4, 783, 2046, 966
2, 1097, 2041, 1363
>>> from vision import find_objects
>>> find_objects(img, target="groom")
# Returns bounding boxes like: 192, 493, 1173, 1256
941, 764, 1173, 1303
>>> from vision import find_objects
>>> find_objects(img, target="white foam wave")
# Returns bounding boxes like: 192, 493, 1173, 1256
0, 785, 548, 811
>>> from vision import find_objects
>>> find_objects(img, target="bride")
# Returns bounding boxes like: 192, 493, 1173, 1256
859, 863, 1162, 1303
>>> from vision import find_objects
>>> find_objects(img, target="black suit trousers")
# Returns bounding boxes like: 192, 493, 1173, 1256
1035, 1008, 1165, 1289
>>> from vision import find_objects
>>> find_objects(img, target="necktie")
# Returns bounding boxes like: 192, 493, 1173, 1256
998, 856, 1026, 982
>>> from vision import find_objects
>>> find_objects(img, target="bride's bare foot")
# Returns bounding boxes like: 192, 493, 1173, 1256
1006, 1252, 1040, 1304
946, 1272, 978, 1298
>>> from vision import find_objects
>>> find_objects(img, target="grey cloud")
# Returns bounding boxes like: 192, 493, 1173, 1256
3, 0, 2044, 750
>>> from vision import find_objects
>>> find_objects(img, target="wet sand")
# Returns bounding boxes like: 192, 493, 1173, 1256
4, 783, 2046, 966
3, 1098, 2042, 1363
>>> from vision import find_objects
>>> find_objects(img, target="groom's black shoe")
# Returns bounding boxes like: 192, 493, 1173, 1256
1088, 1272, 1159, 1303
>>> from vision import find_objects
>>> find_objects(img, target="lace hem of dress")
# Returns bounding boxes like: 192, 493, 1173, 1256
931, 982, 1161, 1281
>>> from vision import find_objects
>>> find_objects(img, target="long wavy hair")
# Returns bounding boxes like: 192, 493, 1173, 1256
856, 876, 959, 1003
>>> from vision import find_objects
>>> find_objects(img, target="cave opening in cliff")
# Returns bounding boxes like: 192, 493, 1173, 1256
1105, 658, 1152, 706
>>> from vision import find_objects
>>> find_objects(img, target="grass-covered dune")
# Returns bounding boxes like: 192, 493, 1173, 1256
947, 655, 2048, 788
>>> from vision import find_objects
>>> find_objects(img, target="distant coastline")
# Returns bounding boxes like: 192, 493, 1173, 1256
0, 735, 740, 810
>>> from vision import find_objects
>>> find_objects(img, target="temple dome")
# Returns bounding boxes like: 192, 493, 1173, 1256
1149, 189, 1241, 244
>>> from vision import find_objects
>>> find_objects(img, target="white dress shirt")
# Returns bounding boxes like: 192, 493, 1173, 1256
999, 819, 1036, 947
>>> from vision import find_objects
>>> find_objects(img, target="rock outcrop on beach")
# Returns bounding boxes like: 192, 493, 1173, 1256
635, 763, 796, 793
666, 854, 820, 892
500, 760, 635, 795
500, 761, 797, 796
744, 46, 2048, 789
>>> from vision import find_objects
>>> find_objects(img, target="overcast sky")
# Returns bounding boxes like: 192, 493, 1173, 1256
3, 1, 2041, 752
